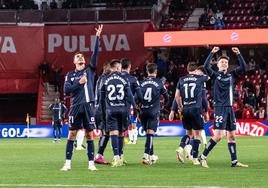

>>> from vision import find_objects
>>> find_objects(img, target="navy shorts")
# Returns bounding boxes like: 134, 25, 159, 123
68, 103, 95, 131
214, 106, 236, 131
95, 107, 106, 130
140, 111, 159, 132
52, 120, 62, 128
106, 111, 129, 132
182, 108, 204, 130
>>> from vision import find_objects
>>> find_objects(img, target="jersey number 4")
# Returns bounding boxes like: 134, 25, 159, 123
183, 83, 196, 99
107, 84, 124, 101
144, 87, 152, 102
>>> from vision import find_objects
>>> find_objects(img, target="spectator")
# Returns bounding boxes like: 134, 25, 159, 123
214, 17, 224, 29
255, 84, 264, 108
247, 92, 256, 109
41, 0, 49, 10
39, 61, 50, 83
248, 58, 256, 74
52, 66, 63, 93
209, 16, 216, 25
243, 78, 254, 94
256, 107, 266, 119
242, 104, 254, 119
233, 101, 242, 118
215, 9, 223, 20
50, 0, 58, 9
155, 54, 167, 78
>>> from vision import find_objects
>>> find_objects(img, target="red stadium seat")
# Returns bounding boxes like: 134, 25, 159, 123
242, 16, 247, 22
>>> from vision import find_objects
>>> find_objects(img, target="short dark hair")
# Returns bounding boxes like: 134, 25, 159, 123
146, 63, 157, 74
121, 58, 131, 70
187, 62, 198, 72
109, 59, 121, 68
217, 55, 230, 62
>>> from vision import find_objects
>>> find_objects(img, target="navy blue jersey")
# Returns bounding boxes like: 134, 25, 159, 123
49, 103, 67, 121
100, 71, 135, 113
121, 71, 143, 105
204, 52, 246, 107
177, 74, 208, 109
171, 88, 208, 112
140, 76, 169, 113
95, 73, 108, 107
201, 89, 208, 112
64, 36, 99, 107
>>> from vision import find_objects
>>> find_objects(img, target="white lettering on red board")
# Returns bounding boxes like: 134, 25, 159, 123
48, 34, 130, 53
0, 36, 16, 53
209, 121, 268, 136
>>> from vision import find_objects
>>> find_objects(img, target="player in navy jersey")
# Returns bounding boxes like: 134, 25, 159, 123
60, 24, 103, 171
173, 62, 208, 165
100, 59, 136, 167
94, 62, 111, 165
199, 47, 248, 168
49, 98, 67, 143
140, 63, 169, 165
120, 58, 143, 145
195, 66, 209, 146
169, 66, 209, 162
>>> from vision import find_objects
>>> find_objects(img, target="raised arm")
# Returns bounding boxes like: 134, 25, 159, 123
231, 47, 247, 75
89, 24, 103, 69
204, 47, 220, 77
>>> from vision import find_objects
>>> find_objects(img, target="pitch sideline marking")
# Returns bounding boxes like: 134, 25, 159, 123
0, 184, 225, 188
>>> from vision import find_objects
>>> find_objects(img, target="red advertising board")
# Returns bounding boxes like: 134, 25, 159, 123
45, 23, 152, 74
0, 26, 44, 77
209, 121, 268, 137
0, 23, 152, 93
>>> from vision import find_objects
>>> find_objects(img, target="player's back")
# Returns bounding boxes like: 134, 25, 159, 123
178, 74, 208, 109
121, 72, 138, 94
140, 76, 168, 113
95, 73, 108, 107
102, 71, 130, 112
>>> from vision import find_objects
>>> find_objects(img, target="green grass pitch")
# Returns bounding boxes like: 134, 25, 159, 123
0, 137, 267, 188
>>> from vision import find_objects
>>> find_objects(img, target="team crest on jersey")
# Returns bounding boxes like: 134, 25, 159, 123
71, 78, 74, 81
